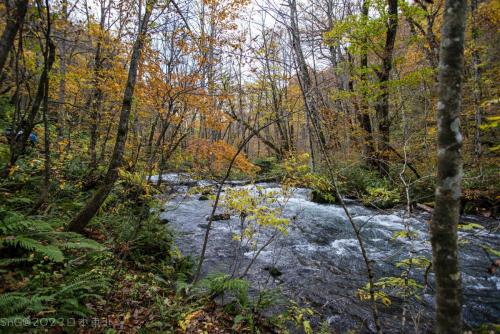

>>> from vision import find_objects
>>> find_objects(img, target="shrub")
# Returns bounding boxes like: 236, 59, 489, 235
361, 186, 400, 209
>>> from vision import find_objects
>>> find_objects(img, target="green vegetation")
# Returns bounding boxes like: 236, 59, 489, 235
0, 0, 498, 332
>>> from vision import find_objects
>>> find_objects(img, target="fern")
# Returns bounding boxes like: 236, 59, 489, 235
0, 207, 112, 331
201, 273, 250, 307
54, 271, 109, 297
1, 237, 65, 262
0, 270, 109, 330
0, 210, 106, 264
63, 239, 105, 251
0, 293, 32, 315
0, 293, 53, 317
0, 258, 30, 266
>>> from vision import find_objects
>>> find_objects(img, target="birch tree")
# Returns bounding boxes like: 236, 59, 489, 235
431, 0, 467, 331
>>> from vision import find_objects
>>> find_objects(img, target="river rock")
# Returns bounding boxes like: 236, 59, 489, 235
310, 189, 337, 204
208, 213, 230, 221
263, 266, 282, 278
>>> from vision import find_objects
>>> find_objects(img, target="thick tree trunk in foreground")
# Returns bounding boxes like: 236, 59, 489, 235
0, 0, 29, 79
67, 4, 154, 233
431, 0, 467, 331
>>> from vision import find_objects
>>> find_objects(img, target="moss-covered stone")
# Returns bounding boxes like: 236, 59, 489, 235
209, 213, 230, 221
310, 189, 337, 204
263, 266, 282, 278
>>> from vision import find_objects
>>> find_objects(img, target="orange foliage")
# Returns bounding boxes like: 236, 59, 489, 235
186, 139, 259, 176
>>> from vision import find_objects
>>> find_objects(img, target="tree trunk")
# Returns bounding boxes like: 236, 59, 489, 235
471, 0, 483, 163
67, 3, 154, 233
3, 38, 55, 177
36, 0, 53, 208
0, 0, 29, 79
288, 0, 326, 148
431, 0, 467, 331
359, 0, 376, 166
88, 16, 106, 169
374, 0, 398, 178
56, 0, 68, 153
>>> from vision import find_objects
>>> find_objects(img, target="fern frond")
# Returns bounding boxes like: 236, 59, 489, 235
63, 240, 105, 251
0, 293, 31, 316
0, 257, 30, 266
1, 237, 64, 262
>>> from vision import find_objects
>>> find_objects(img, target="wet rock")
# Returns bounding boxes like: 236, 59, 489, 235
366, 198, 397, 209
209, 213, 231, 221
201, 189, 213, 196
263, 266, 282, 278
198, 195, 209, 201
310, 189, 337, 204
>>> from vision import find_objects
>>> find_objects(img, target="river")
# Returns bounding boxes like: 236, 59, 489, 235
156, 174, 500, 333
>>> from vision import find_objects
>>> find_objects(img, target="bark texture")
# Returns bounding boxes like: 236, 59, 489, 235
431, 0, 467, 331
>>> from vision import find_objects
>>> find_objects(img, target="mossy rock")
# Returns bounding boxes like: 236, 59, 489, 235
361, 186, 400, 209
310, 189, 337, 204
201, 189, 213, 196
263, 266, 282, 278
368, 198, 398, 209
199, 195, 209, 201
209, 213, 230, 221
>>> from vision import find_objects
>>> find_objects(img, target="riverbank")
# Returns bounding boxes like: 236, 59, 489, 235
0, 170, 294, 333
1, 165, 498, 333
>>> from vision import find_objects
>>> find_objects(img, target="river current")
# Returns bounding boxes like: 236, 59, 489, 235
156, 173, 499, 333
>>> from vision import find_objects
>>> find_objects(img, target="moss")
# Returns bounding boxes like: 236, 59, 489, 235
361, 187, 400, 209
310, 189, 337, 204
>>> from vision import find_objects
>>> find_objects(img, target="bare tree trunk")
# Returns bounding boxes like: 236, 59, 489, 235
67, 2, 154, 233
306, 112, 316, 171
56, 0, 68, 152
3, 32, 56, 177
0, 0, 29, 79
431, 0, 467, 331
40, 73, 51, 203
471, 0, 483, 163
36, 0, 53, 208
359, 0, 376, 166
88, 7, 107, 169
374, 0, 398, 178
287, 0, 326, 148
